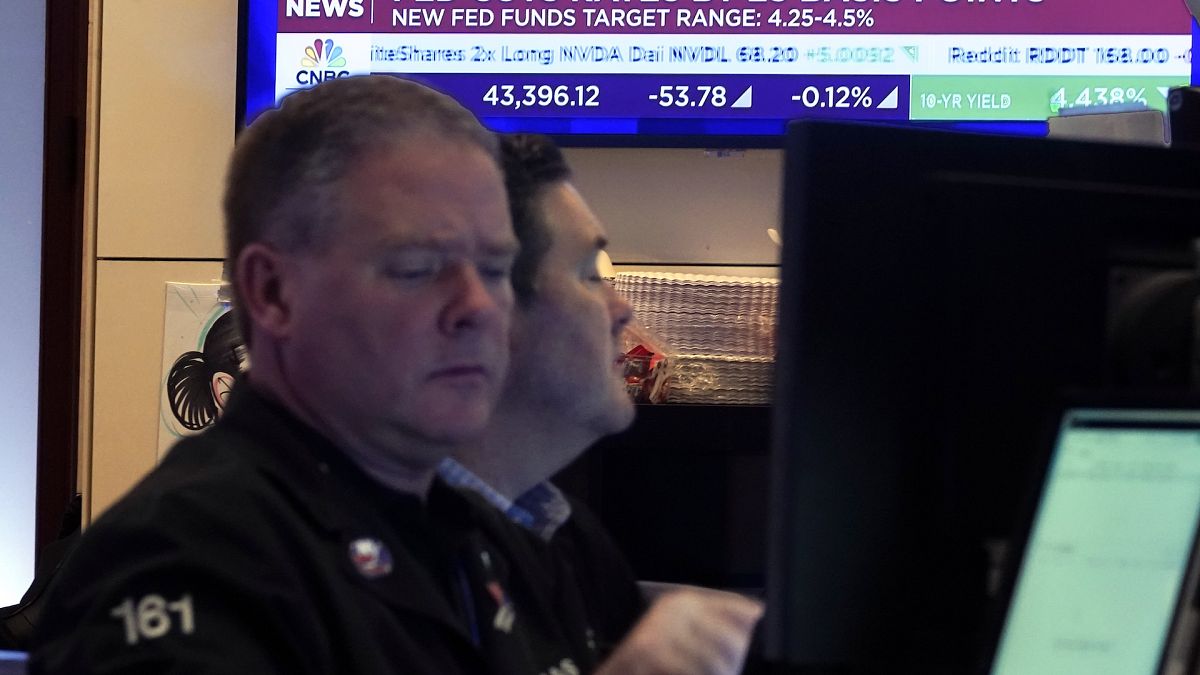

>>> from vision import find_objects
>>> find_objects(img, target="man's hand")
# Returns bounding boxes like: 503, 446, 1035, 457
596, 587, 764, 675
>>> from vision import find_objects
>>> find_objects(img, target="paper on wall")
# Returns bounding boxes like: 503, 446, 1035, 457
156, 282, 244, 461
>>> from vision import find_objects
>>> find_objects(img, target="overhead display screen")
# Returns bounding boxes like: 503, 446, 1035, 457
240, 0, 1197, 140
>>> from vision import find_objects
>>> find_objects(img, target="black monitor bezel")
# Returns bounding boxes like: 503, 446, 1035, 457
765, 120, 1200, 671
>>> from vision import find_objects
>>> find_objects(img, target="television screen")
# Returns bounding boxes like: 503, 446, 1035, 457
239, 0, 1197, 143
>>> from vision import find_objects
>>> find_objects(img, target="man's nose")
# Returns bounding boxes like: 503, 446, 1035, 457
440, 263, 509, 334
608, 284, 633, 334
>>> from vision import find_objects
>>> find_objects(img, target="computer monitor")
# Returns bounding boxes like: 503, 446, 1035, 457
985, 399, 1200, 675
765, 120, 1200, 672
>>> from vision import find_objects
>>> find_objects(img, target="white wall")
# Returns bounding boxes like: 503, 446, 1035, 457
0, 0, 46, 606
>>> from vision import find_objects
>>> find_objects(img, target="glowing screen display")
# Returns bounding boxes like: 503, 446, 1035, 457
241, 1, 1196, 139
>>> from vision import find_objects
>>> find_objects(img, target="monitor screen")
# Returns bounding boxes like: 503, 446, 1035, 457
765, 120, 1200, 672
238, 0, 1197, 143
991, 407, 1200, 675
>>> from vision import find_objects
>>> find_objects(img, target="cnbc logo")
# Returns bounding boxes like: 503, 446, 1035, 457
296, 39, 350, 86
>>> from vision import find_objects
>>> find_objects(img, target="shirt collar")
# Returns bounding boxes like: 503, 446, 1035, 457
437, 458, 572, 541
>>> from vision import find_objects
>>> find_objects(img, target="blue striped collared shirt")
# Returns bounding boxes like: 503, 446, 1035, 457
437, 458, 572, 541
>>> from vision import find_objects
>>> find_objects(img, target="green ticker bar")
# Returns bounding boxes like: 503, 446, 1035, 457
910, 76, 1188, 121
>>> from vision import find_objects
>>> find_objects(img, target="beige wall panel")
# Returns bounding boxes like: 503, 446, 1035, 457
565, 148, 783, 265
95, 0, 236, 259
90, 260, 223, 519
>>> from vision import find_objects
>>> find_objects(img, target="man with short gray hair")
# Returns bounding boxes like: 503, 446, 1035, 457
30, 76, 595, 674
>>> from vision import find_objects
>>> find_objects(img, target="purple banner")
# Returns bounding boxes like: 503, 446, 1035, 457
404, 72, 909, 119
279, 0, 1191, 35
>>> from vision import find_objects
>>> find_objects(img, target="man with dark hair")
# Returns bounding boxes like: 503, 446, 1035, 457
29, 77, 595, 674
444, 134, 764, 675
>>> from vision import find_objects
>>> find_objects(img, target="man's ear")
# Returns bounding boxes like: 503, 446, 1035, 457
235, 243, 296, 339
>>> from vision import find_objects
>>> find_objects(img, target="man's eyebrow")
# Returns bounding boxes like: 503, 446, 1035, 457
376, 238, 443, 252
482, 239, 520, 257
374, 237, 518, 256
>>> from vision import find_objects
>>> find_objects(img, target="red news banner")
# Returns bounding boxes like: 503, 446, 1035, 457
279, 0, 1192, 35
